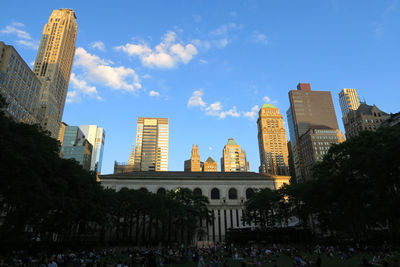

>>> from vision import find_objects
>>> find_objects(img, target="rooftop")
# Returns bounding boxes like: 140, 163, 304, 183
205, 157, 216, 163
100, 171, 278, 181
262, 103, 277, 109
227, 138, 237, 145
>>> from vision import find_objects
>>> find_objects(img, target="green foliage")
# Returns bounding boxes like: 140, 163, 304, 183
0, 96, 213, 246
243, 125, 400, 241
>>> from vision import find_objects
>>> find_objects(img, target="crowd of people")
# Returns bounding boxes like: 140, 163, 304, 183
0, 242, 399, 266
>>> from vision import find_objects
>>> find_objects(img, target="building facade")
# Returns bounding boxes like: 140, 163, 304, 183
80, 125, 106, 174
33, 9, 77, 138
286, 83, 340, 181
60, 126, 92, 171
221, 138, 249, 172
299, 127, 345, 180
343, 103, 389, 139
134, 117, 169, 171
339, 88, 360, 117
0, 42, 41, 124
184, 144, 202, 172
203, 157, 218, 172
257, 104, 289, 175
100, 171, 291, 243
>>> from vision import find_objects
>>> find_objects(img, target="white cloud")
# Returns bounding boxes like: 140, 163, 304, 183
115, 31, 198, 69
188, 90, 241, 119
218, 106, 240, 119
90, 41, 106, 51
16, 39, 39, 49
187, 90, 206, 107
251, 31, 268, 45
199, 59, 208, 64
209, 146, 213, 151
142, 74, 152, 79
263, 95, 278, 104
243, 105, 260, 120
12, 22, 25, 27
66, 91, 80, 103
205, 101, 223, 116
1, 25, 31, 39
0, 23, 39, 49
149, 90, 160, 97
74, 47, 141, 92
69, 73, 102, 101
214, 38, 230, 48
211, 23, 243, 35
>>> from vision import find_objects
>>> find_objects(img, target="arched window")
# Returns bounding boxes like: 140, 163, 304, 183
246, 188, 255, 199
228, 188, 238, 199
139, 187, 148, 193
211, 188, 220, 200
157, 188, 166, 195
193, 188, 202, 196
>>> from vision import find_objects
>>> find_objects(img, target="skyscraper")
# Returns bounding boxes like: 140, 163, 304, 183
339, 88, 360, 117
203, 157, 218, 172
343, 103, 389, 139
299, 127, 345, 179
221, 138, 249, 172
184, 144, 202, 172
134, 117, 169, 171
33, 9, 77, 138
60, 126, 92, 171
257, 104, 289, 175
80, 125, 106, 174
287, 83, 341, 181
0, 42, 41, 124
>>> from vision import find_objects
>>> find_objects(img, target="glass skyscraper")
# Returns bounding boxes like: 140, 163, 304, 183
60, 126, 92, 171
80, 125, 106, 174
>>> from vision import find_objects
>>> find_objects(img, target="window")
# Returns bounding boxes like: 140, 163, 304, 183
228, 188, 238, 199
193, 188, 202, 196
157, 188, 166, 195
246, 188, 255, 199
211, 188, 220, 200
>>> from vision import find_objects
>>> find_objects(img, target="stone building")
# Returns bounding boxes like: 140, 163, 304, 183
257, 104, 289, 175
343, 103, 389, 139
100, 171, 290, 243
203, 157, 218, 172
0, 41, 41, 124
184, 144, 203, 172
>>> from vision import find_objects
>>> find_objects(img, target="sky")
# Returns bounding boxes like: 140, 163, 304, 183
1, 0, 399, 174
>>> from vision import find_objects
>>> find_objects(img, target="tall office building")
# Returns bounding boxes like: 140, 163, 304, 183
221, 138, 249, 172
287, 83, 341, 181
299, 127, 345, 180
80, 125, 106, 174
184, 144, 202, 172
257, 104, 289, 175
203, 157, 218, 172
60, 126, 92, 171
33, 9, 77, 138
339, 88, 360, 117
134, 117, 169, 171
0, 42, 41, 124
343, 103, 389, 139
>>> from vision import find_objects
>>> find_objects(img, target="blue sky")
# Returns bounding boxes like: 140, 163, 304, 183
1, 0, 399, 174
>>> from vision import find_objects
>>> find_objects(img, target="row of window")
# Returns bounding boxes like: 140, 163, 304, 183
151, 187, 255, 200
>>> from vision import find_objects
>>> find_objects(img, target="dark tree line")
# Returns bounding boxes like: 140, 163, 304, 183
244, 124, 400, 242
0, 97, 212, 248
